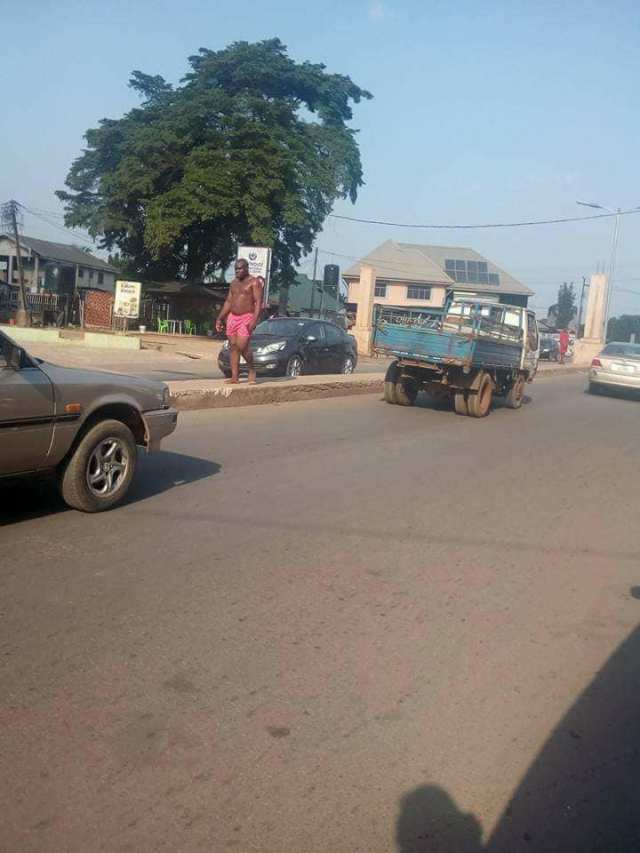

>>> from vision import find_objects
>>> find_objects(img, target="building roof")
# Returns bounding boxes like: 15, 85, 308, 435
343, 239, 533, 296
285, 273, 342, 313
1, 233, 119, 273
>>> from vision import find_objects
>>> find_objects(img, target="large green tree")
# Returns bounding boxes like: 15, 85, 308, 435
57, 39, 371, 283
555, 281, 577, 329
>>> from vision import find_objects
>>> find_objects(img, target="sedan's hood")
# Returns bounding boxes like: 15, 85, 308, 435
39, 361, 167, 412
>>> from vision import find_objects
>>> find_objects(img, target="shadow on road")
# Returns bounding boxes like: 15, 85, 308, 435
396, 617, 640, 852
0, 451, 220, 524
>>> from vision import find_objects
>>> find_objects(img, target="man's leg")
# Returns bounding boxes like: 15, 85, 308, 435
237, 336, 256, 383
227, 335, 240, 383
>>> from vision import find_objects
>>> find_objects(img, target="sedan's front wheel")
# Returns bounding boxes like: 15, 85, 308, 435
286, 355, 303, 378
342, 355, 356, 374
59, 419, 137, 512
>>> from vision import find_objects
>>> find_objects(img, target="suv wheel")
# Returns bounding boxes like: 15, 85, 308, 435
59, 419, 137, 512
286, 355, 303, 378
342, 355, 355, 374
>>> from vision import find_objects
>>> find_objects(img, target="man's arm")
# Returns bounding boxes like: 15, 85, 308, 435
250, 277, 265, 330
216, 291, 233, 332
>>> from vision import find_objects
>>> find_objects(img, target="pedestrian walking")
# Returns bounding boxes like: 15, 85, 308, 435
216, 259, 264, 384
559, 328, 570, 364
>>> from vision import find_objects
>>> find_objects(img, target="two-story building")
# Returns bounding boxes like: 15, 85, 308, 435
343, 240, 533, 353
0, 233, 118, 294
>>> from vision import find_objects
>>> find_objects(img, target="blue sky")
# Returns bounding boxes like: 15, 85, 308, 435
2, 0, 640, 314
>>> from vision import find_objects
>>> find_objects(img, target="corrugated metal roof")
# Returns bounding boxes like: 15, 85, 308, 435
1, 233, 119, 273
343, 239, 532, 296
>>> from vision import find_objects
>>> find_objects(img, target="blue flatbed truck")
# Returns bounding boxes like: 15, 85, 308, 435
374, 298, 540, 417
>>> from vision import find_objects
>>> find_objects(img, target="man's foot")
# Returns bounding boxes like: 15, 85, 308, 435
247, 369, 257, 385
224, 378, 239, 385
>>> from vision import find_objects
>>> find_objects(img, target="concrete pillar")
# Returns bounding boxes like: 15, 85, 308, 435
583, 273, 608, 341
574, 272, 608, 365
352, 263, 376, 356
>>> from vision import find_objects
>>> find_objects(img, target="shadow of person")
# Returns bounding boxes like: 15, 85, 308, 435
486, 622, 640, 852
396, 785, 483, 853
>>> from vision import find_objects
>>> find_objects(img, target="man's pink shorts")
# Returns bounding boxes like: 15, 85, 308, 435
226, 312, 254, 338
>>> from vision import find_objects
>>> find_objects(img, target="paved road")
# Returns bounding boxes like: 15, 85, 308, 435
3, 376, 640, 852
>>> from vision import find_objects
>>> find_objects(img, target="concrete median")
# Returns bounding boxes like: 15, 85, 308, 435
168, 363, 587, 411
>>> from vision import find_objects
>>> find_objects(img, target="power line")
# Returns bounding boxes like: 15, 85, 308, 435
19, 205, 97, 247
329, 207, 640, 230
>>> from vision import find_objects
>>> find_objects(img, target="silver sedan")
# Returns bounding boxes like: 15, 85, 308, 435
589, 342, 640, 395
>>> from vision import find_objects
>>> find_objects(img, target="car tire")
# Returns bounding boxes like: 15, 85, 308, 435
467, 373, 493, 418
221, 368, 232, 379
588, 382, 601, 395
395, 376, 418, 406
286, 355, 303, 378
454, 393, 468, 416
342, 355, 356, 374
505, 375, 526, 409
384, 361, 399, 404
59, 419, 137, 512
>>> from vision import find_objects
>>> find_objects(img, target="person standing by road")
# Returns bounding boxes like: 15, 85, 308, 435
559, 328, 570, 364
216, 259, 264, 384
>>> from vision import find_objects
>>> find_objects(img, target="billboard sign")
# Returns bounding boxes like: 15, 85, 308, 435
114, 280, 142, 318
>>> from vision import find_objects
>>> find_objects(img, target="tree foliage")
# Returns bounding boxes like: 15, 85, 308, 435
57, 39, 372, 283
555, 282, 577, 329
607, 314, 640, 343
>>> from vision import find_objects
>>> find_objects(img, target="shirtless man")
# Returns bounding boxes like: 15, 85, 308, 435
216, 259, 264, 384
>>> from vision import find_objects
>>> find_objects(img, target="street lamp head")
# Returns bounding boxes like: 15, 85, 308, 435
576, 200, 605, 210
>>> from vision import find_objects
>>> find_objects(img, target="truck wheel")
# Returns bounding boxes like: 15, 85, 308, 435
383, 361, 400, 404
467, 373, 493, 418
395, 376, 418, 406
505, 375, 526, 409
59, 419, 137, 512
454, 393, 468, 416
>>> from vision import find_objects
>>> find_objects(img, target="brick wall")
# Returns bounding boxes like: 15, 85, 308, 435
84, 290, 113, 328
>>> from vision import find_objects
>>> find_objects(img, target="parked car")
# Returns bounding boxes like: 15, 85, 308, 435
589, 342, 640, 395
539, 334, 560, 361
0, 328, 177, 512
218, 317, 358, 378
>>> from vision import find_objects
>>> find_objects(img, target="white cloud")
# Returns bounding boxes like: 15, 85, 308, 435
369, 1, 385, 19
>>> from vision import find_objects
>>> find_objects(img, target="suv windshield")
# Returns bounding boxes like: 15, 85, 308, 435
602, 343, 640, 359
255, 319, 308, 337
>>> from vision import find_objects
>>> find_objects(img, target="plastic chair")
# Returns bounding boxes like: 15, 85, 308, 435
157, 318, 169, 334
184, 319, 196, 335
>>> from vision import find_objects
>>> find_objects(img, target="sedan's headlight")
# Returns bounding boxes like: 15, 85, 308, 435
255, 341, 287, 355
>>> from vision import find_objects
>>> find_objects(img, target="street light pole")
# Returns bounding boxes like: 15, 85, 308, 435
1, 200, 31, 327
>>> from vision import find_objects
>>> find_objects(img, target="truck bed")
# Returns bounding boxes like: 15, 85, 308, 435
373, 306, 523, 370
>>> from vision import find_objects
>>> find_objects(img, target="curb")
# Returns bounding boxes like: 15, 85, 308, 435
168, 365, 588, 411
169, 376, 385, 410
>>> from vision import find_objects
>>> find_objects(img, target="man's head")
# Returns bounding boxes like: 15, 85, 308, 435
235, 258, 249, 280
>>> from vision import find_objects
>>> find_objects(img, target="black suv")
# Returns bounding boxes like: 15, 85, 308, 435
218, 317, 358, 378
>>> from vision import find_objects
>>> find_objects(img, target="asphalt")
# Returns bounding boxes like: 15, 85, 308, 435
2, 375, 640, 852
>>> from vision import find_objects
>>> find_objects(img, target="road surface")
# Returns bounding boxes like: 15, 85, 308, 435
2, 376, 640, 852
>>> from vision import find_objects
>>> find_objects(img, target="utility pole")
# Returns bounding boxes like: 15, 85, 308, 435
577, 276, 588, 339
310, 246, 318, 317
1, 200, 30, 326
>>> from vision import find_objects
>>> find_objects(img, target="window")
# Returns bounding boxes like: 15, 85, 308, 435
78, 268, 84, 279
527, 313, 539, 351
407, 285, 432, 300
306, 323, 326, 343
374, 282, 387, 298
324, 324, 342, 345
98, 272, 104, 285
